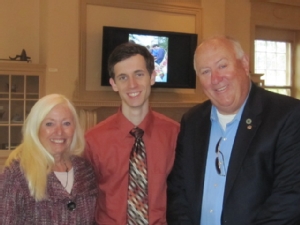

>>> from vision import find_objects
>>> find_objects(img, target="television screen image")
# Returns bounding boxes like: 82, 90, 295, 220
101, 26, 197, 89
129, 34, 169, 83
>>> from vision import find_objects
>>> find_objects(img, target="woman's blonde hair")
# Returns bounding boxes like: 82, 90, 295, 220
5, 94, 85, 201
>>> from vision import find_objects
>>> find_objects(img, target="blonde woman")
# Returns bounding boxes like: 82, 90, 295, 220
0, 94, 97, 225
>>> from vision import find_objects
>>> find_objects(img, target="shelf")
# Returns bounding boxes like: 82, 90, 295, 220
0, 63, 45, 162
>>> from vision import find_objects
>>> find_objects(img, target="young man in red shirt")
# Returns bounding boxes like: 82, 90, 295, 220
85, 42, 179, 225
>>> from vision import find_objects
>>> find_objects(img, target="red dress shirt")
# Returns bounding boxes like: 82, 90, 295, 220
85, 108, 179, 225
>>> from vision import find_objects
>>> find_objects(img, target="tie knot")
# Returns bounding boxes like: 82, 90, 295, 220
130, 127, 144, 139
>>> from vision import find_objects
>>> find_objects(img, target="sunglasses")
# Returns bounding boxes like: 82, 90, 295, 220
215, 138, 227, 176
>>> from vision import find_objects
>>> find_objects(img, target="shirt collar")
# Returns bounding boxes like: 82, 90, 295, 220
115, 107, 154, 138
210, 95, 249, 124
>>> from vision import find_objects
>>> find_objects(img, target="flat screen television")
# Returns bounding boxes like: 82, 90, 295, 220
101, 26, 198, 89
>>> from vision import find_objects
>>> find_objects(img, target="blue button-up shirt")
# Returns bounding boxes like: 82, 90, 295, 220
200, 102, 246, 225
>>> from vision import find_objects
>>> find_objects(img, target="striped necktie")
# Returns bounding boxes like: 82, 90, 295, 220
127, 127, 149, 225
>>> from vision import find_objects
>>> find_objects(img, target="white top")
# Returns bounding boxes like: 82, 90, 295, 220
217, 110, 236, 131
54, 167, 74, 193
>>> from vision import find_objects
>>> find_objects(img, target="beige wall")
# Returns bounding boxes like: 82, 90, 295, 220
0, 0, 262, 101
0, 0, 40, 62
85, 5, 197, 92
39, 0, 80, 98
225, 0, 251, 53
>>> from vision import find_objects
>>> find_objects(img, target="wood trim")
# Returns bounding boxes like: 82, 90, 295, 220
251, 0, 300, 7
86, 0, 201, 9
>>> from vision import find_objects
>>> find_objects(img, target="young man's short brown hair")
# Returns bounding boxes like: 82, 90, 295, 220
108, 42, 155, 79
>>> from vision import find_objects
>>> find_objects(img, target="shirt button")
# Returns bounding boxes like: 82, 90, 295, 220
210, 209, 213, 213
223, 137, 227, 141
214, 184, 218, 187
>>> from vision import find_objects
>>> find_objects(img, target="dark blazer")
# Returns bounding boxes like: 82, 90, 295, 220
167, 84, 300, 225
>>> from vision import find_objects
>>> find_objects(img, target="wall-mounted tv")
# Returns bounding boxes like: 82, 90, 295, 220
101, 26, 198, 89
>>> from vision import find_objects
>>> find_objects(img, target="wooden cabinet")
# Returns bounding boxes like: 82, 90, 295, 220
0, 62, 45, 164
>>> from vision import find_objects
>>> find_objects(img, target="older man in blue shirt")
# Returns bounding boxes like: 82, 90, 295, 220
167, 36, 300, 225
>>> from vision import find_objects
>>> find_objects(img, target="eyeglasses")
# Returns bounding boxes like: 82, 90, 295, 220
215, 138, 226, 176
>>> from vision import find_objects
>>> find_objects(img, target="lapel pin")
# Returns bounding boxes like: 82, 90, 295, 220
246, 118, 252, 124
246, 118, 252, 129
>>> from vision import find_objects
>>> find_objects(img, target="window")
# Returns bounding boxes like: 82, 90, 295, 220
254, 40, 292, 96
254, 26, 296, 97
